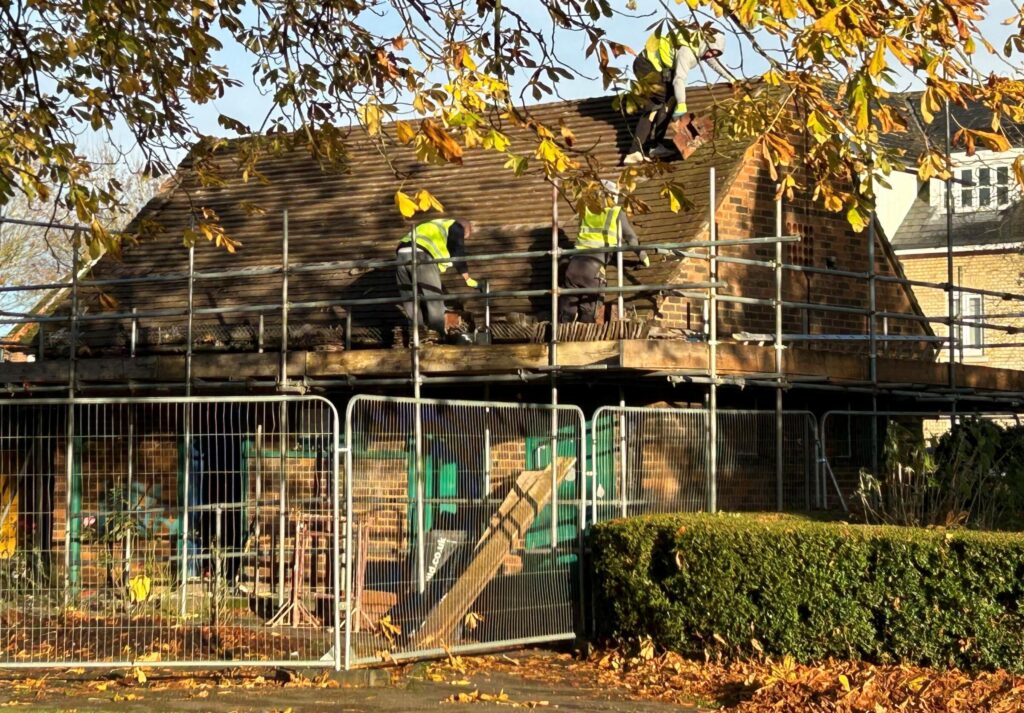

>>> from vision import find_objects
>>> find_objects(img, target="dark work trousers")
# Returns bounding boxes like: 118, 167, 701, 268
629, 55, 675, 154
558, 256, 606, 324
396, 249, 447, 334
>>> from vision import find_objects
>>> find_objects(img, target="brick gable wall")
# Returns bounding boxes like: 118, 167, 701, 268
653, 154, 933, 359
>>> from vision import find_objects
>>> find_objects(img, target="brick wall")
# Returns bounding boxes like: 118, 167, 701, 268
654, 154, 933, 358
899, 249, 1024, 370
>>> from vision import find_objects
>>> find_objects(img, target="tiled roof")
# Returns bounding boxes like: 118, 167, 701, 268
891, 182, 1024, 252
881, 92, 1024, 162
68, 86, 752, 353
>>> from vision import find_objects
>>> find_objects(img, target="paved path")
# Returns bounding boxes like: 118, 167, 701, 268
2, 654, 700, 712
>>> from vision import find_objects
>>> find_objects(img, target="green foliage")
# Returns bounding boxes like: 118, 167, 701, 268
2, 1, 1024, 241
589, 513, 1024, 671
858, 418, 1024, 530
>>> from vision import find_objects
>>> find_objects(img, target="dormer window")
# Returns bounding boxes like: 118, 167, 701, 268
958, 164, 1014, 211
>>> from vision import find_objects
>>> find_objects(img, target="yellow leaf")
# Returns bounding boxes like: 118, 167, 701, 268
395, 191, 419, 218
868, 41, 887, 77
134, 668, 147, 684
483, 129, 510, 152
359, 103, 382, 136
1013, 155, 1024, 189
395, 121, 416, 145
415, 189, 444, 212
128, 574, 152, 603
965, 128, 1011, 153
846, 204, 869, 232
839, 673, 851, 692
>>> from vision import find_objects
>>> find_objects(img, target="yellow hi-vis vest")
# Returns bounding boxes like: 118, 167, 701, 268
576, 207, 622, 250
398, 219, 456, 272
644, 29, 698, 72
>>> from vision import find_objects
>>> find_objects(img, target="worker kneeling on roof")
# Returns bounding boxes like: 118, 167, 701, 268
623, 25, 730, 165
559, 181, 649, 325
396, 218, 482, 344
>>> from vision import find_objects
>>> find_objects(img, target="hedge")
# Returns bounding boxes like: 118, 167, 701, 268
589, 513, 1024, 671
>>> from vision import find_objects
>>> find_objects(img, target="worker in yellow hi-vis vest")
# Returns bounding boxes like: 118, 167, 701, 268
623, 26, 731, 165
396, 218, 482, 344
559, 182, 649, 324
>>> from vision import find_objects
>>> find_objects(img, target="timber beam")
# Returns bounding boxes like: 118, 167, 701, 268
2, 339, 1024, 396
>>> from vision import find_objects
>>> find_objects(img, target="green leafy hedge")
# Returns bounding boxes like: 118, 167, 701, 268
589, 513, 1024, 671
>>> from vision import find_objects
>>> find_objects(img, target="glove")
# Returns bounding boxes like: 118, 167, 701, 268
672, 104, 688, 120
640, 254, 651, 268
465, 276, 485, 292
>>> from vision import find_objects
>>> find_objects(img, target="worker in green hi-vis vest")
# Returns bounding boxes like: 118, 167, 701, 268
623, 25, 731, 165
396, 218, 482, 344
559, 181, 649, 324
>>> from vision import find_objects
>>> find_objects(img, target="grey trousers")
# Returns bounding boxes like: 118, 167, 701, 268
558, 256, 606, 324
396, 251, 447, 334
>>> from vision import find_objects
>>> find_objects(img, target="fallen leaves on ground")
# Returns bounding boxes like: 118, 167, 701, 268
466, 647, 1024, 712
442, 687, 549, 708
0, 648, 1020, 711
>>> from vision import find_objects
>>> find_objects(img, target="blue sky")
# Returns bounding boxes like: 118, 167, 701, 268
112, 1, 1023, 164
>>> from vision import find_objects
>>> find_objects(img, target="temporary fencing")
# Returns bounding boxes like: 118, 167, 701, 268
343, 395, 586, 666
590, 407, 821, 519
0, 395, 865, 671
0, 396, 341, 669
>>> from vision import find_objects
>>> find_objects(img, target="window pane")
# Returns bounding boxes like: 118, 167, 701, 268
980, 187, 991, 206
970, 296, 982, 317
970, 297, 983, 348
998, 166, 1009, 185
999, 186, 1009, 205
962, 189, 973, 206
979, 167, 991, 185
962, 168, 973, 185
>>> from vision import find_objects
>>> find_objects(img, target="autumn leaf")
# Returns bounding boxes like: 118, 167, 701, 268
421, 119, 463, 164
464, 612, 484, 631
358, 102, 382, 137
395, 191, 419, 218
395, 120, 416, 145
127, 574, 152, 603
415, 189, 444, 212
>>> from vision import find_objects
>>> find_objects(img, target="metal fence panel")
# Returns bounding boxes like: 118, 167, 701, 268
0, 396, 341, 669
590, 407, 819, 518
819, 410, 967, 512
344, 395, 585, 666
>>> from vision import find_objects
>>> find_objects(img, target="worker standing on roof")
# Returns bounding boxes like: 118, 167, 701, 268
396, 218, 481, 345
623, 26, 731, 165
559, 181, 649, 324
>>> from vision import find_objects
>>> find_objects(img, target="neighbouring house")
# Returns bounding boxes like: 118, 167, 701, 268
880, 96, 1024, 371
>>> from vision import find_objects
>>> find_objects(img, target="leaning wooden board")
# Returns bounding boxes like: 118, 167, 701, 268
411, 457, 577, 648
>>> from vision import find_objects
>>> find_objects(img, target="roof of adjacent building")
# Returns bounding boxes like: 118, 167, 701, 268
891, 181, 1024, 252
881, 92, 1024, 159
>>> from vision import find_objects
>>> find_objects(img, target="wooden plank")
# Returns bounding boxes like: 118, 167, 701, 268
306, 341, 619, 377
4, 339, 1024, 395
474, 468, 544, 549
411, 457, 576, 648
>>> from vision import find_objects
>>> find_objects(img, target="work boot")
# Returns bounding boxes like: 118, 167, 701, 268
622, 150, 648, 166
446, 331, 474, 346
648, 144, 676, 160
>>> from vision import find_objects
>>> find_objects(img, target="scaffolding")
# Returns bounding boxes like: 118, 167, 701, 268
3, 167, 1024, 519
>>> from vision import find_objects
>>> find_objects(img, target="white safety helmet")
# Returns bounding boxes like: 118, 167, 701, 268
601, 179, 620, 202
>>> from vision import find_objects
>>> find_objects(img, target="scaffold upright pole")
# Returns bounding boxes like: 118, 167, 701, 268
775, 195, 784, 512
708, 168, 718, 513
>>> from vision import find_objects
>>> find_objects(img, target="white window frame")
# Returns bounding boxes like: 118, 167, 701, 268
954, 291, 985, 357
956, 164, 1015, 211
